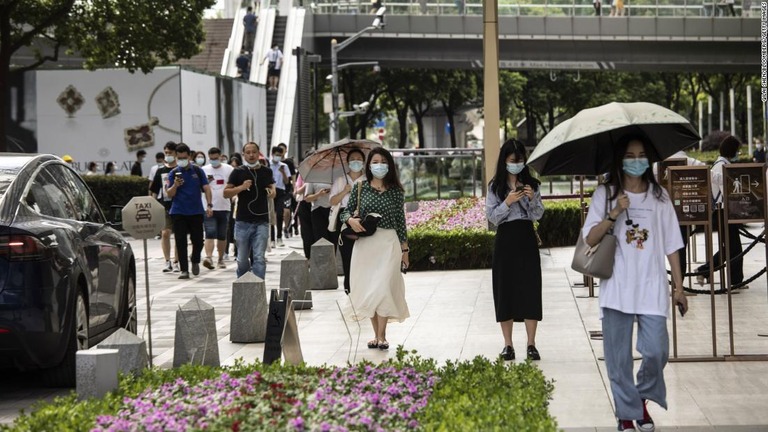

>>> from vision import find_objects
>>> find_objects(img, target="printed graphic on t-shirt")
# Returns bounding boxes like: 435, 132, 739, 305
209, 173, 227, 190
161, 172, 170, 201
625, 223, 649, 250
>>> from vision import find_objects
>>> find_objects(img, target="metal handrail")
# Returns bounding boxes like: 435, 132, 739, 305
311, 0, 752, 17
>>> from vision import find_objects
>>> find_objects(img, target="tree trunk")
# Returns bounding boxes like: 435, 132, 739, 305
443, 102, 457, 148
414, 112, 426, 148
396, 105, 408, 148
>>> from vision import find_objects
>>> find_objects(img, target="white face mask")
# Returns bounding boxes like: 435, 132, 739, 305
243, 160, 261, 169
195, 157, 205, 165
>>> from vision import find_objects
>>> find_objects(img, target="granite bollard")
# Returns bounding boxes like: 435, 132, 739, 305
97, 328, 148, 376
76, 349, 119, 400
230, 272, 269, 342
280, 251, 312, 310
309, 238, 339, 290
173, 296, 220, 367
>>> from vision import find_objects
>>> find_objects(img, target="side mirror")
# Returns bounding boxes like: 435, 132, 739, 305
109, 205, 123, 231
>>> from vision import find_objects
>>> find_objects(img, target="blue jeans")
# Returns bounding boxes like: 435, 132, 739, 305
234, 220, 269, 279
602, 308, 668, 420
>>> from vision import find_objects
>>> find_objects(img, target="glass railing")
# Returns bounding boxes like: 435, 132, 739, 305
311, 0, 755, 17
392, 148, 598, 201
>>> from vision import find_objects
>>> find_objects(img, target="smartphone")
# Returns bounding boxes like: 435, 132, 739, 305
677, 303, 685, 317
515, 185, 525, 193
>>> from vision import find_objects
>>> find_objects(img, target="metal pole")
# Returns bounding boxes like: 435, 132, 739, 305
698, 100, 704, 151
708, 95, 713, 135
747, 85, 753, 156
143, 239, 153, 366
720, 91, 725, 131
729, 88, 736, 136
330, 39, 339, 143
483, 0, 501, 189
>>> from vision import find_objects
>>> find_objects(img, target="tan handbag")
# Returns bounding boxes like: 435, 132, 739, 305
571, 186, 616, 279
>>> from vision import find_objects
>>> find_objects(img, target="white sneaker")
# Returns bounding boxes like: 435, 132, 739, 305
173, 262, 180, 273
217, 259, 226, 269
271, 241, 276, 249
277, 238, 284, 247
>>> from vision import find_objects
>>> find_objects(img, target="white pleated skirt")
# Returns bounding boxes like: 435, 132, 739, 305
348, 228, 410, 322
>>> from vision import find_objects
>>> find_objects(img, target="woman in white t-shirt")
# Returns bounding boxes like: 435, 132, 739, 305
582, 134, 687, 432
329, 148, 366, 294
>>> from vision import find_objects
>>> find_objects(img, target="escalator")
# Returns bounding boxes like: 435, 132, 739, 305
266, 15, 288, 146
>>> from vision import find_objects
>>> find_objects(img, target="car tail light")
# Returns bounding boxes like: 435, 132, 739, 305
0, 235, 49, 261
0, 328, 10, 334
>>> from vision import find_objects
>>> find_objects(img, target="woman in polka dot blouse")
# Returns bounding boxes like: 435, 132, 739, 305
340, 147, 410, 351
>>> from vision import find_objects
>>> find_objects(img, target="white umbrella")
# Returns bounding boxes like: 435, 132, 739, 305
527, 102, 700, 175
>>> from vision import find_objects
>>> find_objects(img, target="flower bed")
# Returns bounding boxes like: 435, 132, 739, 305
405, 197, 582, 270
5, 352, 557, 432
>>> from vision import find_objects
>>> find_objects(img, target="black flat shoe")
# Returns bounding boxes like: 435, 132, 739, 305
500, 345, 514, 361
527, 345, 541, 361
367, 339, 378, 349
378, 340, 389, 350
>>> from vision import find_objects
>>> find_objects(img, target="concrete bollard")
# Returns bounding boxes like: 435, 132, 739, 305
280, 251, 312, 310
97, 328, 148, 376
76, 349, 119, 400
173, 296, 220, 367
230, 272, 269, 342
309, 238, 339, 290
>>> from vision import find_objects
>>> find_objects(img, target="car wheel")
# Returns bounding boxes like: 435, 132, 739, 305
43, 290, 89, 387
121, 267, 137, 334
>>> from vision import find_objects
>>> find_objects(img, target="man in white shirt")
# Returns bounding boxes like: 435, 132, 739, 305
202, 147, 235, 269
696, 135, 744, 285
269, 146, 290, 247
261, 44, 283, 91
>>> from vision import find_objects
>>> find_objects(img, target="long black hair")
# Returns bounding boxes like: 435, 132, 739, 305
365, 147, 404, 192
606, 133, 664, 201
490, 139, 540, 201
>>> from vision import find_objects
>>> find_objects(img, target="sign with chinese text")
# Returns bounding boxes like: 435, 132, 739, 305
723, 163, 766, 223
122, 196, 165, 239
668, 166, 710, 225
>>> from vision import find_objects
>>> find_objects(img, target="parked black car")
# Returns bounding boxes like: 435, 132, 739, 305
0, 154, 136, 386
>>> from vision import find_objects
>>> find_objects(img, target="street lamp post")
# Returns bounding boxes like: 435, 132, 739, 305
330, 7, 385, 142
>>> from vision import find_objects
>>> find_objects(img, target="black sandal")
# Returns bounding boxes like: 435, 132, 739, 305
367, 339, 379, 349
378, 340, 389, 350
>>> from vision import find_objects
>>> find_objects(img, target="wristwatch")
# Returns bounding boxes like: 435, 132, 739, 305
207, 203, 213, 208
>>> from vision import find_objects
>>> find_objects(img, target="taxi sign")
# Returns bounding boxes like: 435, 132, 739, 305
122, 196, 165, 239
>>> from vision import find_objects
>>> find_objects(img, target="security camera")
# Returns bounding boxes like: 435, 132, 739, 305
372, 6, 386, 28
353, 101, 370, 113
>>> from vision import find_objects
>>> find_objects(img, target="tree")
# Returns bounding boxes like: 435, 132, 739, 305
435, 69, 480, 148
0, 0, 214, 151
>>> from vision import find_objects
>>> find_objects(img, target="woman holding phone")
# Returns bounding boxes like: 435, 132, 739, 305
486, 139, 544, 361
304, 181, 333, 244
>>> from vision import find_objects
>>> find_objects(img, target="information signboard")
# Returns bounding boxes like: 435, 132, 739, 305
668, 166, 711, 225
657, 158, 687, 188
122, 196, 165, 240
723, 163, 766, 223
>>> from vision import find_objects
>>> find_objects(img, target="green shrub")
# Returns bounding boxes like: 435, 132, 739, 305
408, 199, 584, 270
3, 353, 557, 432
83, 175, 149, 217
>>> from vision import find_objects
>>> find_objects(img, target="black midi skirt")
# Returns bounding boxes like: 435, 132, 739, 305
491, 219, 542, 322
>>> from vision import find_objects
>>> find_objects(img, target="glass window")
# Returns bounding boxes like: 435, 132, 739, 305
25, 167, 71, 219
49, 164, 104, 224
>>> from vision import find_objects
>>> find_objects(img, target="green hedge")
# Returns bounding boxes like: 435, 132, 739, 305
83, 175, 149, 217
409, 199, 583, 271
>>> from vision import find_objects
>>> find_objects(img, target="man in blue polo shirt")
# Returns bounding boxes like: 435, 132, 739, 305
167, 143, 214, 279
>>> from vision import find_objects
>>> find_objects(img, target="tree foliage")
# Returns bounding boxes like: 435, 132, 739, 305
0, 0, 214, 151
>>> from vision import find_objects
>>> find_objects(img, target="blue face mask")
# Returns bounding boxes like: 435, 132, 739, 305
506, 162, 524, 175
622, 157, 649, 177
164, 155, 175, 164
210, 159, 221, 167
348, 160, 364, 173
195, 157, 205, 166
370, 163, 389, 179
177, 159, 189, 168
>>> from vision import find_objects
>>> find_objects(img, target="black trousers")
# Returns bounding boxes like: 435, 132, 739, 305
271, 188, 286, 241
337, 207, 355, 293
297, 200, 313, 258
697, 211, 744, 284
311, 206, 331, 245
172, 214, 204, 272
